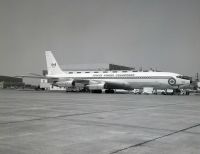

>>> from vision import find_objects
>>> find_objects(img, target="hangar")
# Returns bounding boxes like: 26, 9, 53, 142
0, 76, 24, 89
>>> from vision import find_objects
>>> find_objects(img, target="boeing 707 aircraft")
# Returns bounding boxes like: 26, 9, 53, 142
41, 51, 191, 94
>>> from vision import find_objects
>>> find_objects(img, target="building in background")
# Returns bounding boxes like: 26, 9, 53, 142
0, 81, 4, 88
43, 63, 136, 75
109, 64, 135, 70
61, 63, 136, 71
0, 76, 24, 89
40, 79, 66, 91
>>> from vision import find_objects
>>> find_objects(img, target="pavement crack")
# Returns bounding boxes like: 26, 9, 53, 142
0, 108, 137, 125
110, 123, 200, 154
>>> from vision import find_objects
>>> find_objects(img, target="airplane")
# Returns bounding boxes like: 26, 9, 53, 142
42, 51, 192, 94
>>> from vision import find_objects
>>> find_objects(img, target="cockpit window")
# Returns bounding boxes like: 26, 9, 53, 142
182, 76, 191, 80
177, 75, 191, 80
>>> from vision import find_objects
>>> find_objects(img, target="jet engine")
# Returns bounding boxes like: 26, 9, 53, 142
55, 80, 75, 87
87, 84, 105, 90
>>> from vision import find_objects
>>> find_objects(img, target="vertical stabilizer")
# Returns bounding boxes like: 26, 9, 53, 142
45, 51, 65, 76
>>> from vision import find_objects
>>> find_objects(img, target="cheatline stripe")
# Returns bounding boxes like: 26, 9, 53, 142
63, 76, 174, 80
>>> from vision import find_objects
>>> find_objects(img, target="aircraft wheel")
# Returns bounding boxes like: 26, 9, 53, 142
173, 89, 181, 95
105, 89, 115, 93
186, 91, 190, 95
91, 90, 102, 93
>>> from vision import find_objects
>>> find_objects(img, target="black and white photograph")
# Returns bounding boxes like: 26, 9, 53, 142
0, 0, 200, 153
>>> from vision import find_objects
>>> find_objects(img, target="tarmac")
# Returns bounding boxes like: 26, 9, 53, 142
0, 89, 200, 154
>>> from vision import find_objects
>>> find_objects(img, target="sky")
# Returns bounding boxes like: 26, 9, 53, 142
0, 0, 200, 78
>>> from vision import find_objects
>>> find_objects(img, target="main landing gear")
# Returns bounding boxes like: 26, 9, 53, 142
90, 89, 115, 94
173, 89, 181, 95
90, 90, 102, 93
105, 89, 115, 93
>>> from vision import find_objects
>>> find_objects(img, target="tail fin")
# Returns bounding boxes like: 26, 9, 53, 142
45, 51, 65, 76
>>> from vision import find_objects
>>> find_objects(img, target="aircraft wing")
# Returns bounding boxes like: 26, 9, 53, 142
73, 79, 90, 85
14, 73, 58, 80
73, 79, 131, 90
